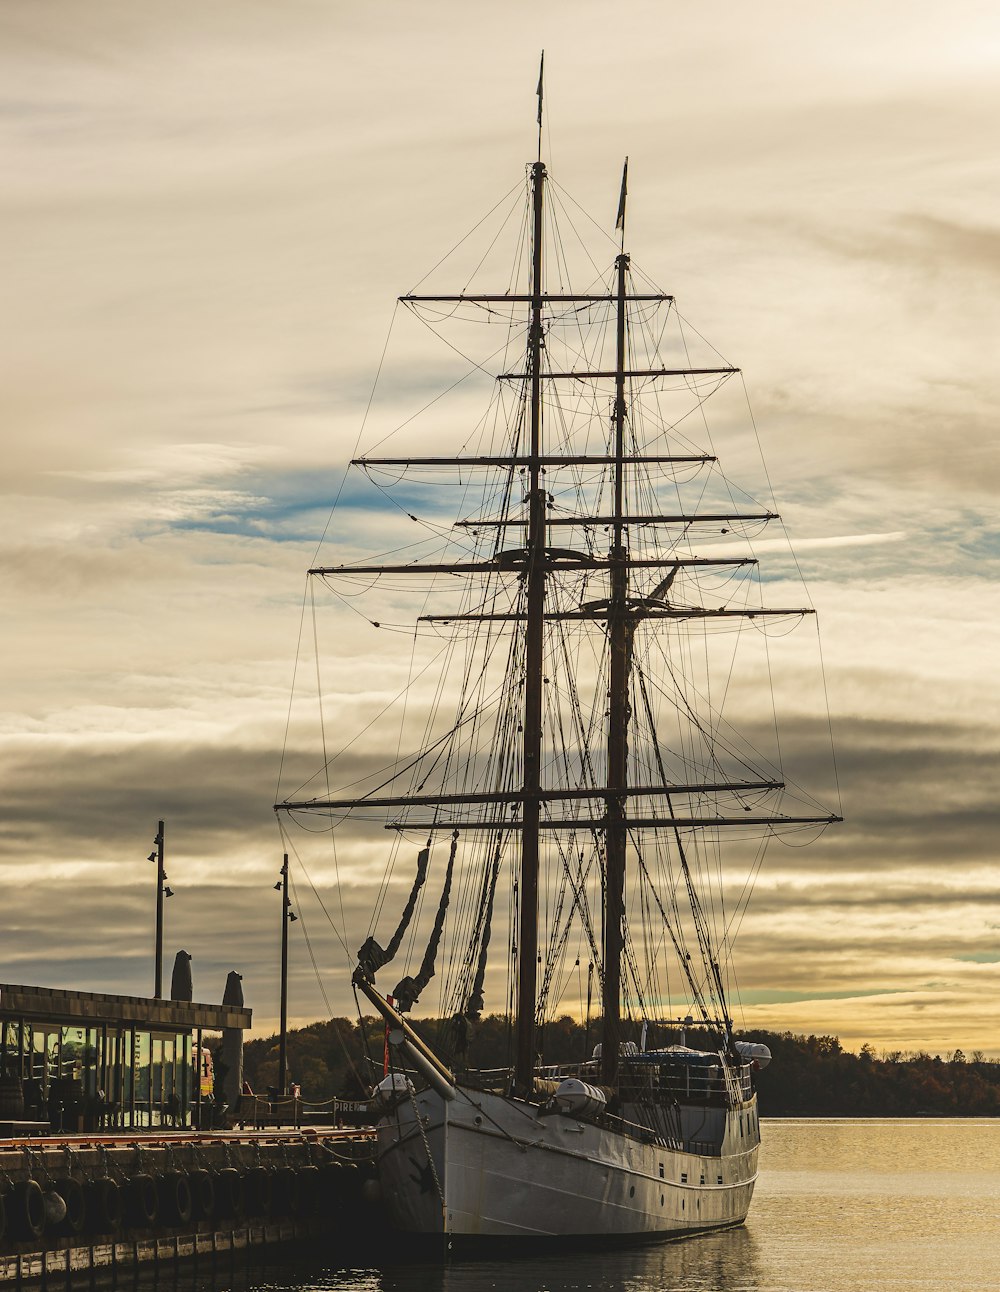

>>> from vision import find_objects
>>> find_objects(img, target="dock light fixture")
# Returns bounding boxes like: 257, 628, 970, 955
147, 852, 157, 863
164, 886, 174, 898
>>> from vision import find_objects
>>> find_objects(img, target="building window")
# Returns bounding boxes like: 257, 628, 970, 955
1, 1021, 19, 1077
152, 1033, 181, 1126
134, 1029, 151, 1128
106, 1027, 134, 1128
150, 1035, 164, 1126
1, 1008, 202, 1134
177, 1033, 192, 1124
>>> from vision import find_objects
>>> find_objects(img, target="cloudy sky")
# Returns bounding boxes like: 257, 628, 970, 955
2, 0, 999, 1056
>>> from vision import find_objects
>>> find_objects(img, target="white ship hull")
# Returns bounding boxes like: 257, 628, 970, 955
376, 1083, 759, 1240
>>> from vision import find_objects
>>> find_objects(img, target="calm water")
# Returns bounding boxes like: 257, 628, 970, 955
182, 1120, 1000, 1292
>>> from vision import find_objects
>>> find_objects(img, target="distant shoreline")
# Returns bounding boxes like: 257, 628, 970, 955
242, 1019, 1000, 1119
760, 1112, 1000, 1119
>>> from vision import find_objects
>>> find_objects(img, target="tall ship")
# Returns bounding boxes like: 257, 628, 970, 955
276, 72, 840, 1243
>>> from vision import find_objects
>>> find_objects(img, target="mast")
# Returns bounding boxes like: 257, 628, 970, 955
601, 251, 631, 1086
514, 158, 546, 1094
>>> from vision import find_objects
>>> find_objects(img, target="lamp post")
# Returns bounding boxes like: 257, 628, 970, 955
148, 820, 174, 999
274, 854, 297, 1096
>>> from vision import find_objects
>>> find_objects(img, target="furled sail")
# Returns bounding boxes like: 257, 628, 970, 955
465, 836, 504, 1020
392, 831, 458, 1012
356, 845, 430, 981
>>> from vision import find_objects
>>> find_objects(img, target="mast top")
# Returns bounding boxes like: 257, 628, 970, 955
536, 51, 544, 161
615, 157, 628, 250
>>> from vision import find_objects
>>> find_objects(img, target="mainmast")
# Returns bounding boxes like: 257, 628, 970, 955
601, 251, 631, 1087
514, 157, 546, 1094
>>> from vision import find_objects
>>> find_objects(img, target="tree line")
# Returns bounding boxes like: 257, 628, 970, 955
241, 1014, 1000, 1116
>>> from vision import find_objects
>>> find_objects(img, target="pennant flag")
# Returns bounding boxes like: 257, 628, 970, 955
537, 51, 545, 127
616, 157, 629, 231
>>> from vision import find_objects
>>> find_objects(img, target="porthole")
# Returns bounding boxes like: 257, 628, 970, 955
629, 1185, 635, 1198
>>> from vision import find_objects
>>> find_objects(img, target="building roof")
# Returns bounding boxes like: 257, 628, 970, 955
0, 982, 251, 1031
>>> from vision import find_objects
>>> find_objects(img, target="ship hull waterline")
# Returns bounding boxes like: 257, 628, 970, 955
376, 1083, 760, 1243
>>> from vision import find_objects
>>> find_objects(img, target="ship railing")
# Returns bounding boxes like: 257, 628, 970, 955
720, 1062, 754, 1105
445, 1059, 755, 1107
598, 1109, 678, 1148
685, 1138, 723, 1158
620, 1068, 727, 1106
591, 1111, 722, 1157
459, 1062, 594, 1093
534, 1062, 594, 1079
738, 1065, 754, 1101
459, 1067, 514, 1093
620, 1059, 755, 1108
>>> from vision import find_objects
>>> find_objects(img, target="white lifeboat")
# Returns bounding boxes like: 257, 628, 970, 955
375, 1071, 414, 1096
733, 1041, 772, 1070
553, 1078, 607, 1118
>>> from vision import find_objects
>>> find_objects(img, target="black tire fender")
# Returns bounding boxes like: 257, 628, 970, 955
156, 1171, 193, 1226
244, 1166, 272, 1217
10, 1180, 45, 1241
53, 1176, 85, 1236
85, 1176, 122, 1233
188, 1168, 215, 1221
271, 1166, 300, 1216
213, 1168, 244, 1220
296, 1163, 321, 1216
126, 1173, 158, 1229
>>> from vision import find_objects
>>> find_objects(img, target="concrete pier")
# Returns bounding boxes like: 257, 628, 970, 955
0, 1128, 378, 1284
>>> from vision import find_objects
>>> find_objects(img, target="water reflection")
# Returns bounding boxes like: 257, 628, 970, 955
134, 1122, 1000, 1292
156, 1225, 763, 1292
206, 1226, 763, 1292
401, 1227, 765, 1292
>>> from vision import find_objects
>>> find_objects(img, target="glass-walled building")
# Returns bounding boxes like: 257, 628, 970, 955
0, 982, 250, 1131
